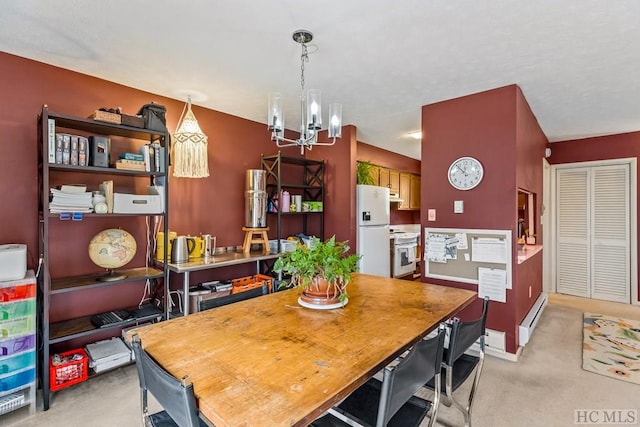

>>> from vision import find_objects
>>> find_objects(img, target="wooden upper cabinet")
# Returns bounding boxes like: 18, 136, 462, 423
399, 173, 411, 209
409, 174, 421, 210
389, 170, 400, 194
379, 168, 390, 188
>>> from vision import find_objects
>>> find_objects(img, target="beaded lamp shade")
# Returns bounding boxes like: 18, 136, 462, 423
173, 98, 210, 178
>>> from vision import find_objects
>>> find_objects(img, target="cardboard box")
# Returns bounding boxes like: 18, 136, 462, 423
113, 193, 163, 214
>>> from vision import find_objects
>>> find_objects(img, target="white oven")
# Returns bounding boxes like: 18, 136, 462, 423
391, 233, 418, 278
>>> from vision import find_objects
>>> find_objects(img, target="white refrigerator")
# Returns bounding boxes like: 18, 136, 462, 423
357, 185, 390, 277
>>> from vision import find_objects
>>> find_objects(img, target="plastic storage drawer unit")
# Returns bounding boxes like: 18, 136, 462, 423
0, 318, 34, 339
0, 352, 36, 375
0, 368, 34, 392
0, 283, 35, 302
0, 335, 35, 357
0, 300, 35, 321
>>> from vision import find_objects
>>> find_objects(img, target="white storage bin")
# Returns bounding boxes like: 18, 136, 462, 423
269, 239, 297, 253
113, 193, 163, 214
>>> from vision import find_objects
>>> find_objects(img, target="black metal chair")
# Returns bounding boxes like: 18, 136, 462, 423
197, 283, 269, 311
311, 324, 446, 427
131, 334, 207, 427
423, 296, 490, 427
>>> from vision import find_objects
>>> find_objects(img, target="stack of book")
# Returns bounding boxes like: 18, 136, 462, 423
49, 184, 93, 213
114, 153, 146, 171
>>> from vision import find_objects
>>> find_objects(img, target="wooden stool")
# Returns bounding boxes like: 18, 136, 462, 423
242, 227, 270, 254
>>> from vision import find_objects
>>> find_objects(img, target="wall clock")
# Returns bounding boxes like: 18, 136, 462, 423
448, 157, 484, 190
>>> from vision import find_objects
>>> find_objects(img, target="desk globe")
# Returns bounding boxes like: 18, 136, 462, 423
88, 228, 137, 281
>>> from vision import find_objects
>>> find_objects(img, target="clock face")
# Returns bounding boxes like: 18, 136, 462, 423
448, 157, 484, 190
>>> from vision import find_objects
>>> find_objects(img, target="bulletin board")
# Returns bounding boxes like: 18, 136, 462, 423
423, 227, 512, 288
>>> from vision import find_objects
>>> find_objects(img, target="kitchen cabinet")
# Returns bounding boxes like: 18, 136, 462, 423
378, 167, 390, 188
399, 172, 411, 209
410, 174, 421, 210
38, 106, 169, 409
389, 170, 400, 194
261, 153, 324, 252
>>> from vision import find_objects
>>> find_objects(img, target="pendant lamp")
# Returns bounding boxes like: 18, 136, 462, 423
173, 97, 209, 178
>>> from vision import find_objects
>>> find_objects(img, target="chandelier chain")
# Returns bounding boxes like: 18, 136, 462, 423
300, 43, 309, 92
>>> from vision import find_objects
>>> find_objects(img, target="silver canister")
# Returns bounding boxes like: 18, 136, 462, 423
245, 169, 267, 228
202, 234, 216, 257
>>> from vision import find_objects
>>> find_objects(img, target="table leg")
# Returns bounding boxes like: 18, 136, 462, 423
184, 271, 190, 315
165, 270, 171, 319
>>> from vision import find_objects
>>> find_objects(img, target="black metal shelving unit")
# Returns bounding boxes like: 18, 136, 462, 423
37, 106, 169, 409
261, 153, 324, 252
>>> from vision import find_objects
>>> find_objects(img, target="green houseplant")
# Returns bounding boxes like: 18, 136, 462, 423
274, 236, 360, 306
356, 161, 376, 185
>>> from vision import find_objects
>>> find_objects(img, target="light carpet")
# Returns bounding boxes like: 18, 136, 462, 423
583, 312, 640, 384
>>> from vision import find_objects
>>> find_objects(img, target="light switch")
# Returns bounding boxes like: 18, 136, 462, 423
428, 209, 436, 221
454, 200, 464, 213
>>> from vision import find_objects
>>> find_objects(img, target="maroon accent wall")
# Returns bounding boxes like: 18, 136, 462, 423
421, 85, 547, 354
514, 87, 547, 322
306, 126, 358, 251
0, 52, 321, 324
548, 131, 640, 302
356, 142, 421, 225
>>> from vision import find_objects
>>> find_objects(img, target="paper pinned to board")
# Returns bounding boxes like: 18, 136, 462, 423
471, 237, 508, 263
478, 267, 506, 302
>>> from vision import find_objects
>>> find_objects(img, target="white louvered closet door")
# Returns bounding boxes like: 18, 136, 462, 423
556, 165, 630, 303
556, 168, 590, 297
591, 165, 630, 303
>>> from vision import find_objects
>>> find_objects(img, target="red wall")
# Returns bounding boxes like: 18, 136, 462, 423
421, 85, 547, 353
0, 52, 307, 324
356, 142, 421, 225
548, 131, 640, 302
514, 87, 547, 323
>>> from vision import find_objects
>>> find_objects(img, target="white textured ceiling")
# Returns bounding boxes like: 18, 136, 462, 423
2, 1, 639, 160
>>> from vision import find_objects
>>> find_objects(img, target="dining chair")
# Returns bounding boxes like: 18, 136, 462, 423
423, 296, 490, 427
311, 324, 446, 427
197, 283, 269, 311
131, 334, 207, 427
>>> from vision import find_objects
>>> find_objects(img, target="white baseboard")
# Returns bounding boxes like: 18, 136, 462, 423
519, 292, 548, 346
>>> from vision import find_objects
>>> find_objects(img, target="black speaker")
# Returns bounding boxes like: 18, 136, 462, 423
89, 136, 110, 167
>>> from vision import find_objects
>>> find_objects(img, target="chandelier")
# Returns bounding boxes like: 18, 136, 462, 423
268, 30, 342, 154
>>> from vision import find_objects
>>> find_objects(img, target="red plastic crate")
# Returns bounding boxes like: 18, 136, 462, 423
49, 348, 88, 391
231, 274, 273, 294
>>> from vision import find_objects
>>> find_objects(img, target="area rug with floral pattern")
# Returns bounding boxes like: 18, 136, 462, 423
583, 313, 640, 384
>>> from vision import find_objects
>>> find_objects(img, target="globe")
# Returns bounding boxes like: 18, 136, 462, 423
88, 228, 137, 281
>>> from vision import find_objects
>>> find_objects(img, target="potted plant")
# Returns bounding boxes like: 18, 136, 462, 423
274, 236, 360, 307
356, 161, 376, 185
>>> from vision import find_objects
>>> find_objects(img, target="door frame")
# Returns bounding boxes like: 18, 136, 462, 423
548, 157, 638, 305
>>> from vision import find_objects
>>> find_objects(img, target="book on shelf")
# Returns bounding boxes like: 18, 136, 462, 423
99, 180, 114, 213
55, 133, 64, 164
119, 152, 144, 161
78, 136, 89, 166
61, 134, 71, 165
48, 119, 56, 164
70, 136, 79, 166
138, 144, 155, 172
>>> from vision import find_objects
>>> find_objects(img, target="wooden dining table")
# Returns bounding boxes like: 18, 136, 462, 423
127, 273, 476, 427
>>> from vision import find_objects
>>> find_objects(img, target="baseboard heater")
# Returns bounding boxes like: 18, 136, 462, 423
518, 292, 548, 346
